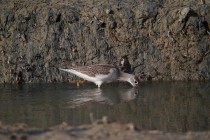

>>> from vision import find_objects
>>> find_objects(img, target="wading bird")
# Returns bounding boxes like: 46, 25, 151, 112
59, 64, 139, 88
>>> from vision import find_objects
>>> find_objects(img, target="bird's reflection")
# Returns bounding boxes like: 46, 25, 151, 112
67, 88, 139, 108
120, 88, 139, 101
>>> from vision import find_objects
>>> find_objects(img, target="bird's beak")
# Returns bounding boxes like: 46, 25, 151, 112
134, 85, 139, 88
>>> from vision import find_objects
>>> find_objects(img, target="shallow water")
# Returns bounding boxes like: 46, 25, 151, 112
0, 82, 210, 132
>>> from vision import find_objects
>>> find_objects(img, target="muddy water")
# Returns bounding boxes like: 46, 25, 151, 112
0, 82, 209, 132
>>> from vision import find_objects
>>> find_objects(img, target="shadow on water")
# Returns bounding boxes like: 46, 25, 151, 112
0, 82, 209, 132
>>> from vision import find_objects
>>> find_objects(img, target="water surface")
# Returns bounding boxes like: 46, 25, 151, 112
0, 82, 209, 132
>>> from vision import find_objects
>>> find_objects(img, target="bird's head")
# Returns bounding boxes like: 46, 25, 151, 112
128, 75, 139, 87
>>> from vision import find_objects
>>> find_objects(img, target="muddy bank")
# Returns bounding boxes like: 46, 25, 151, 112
0, 119, 210, 140
0, 0, 210, 83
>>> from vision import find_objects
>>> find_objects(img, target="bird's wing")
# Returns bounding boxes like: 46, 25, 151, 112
59, 67, 96, 82
90, 64, 119, 76
59, 64, 120, 84
65, 64, 119, 77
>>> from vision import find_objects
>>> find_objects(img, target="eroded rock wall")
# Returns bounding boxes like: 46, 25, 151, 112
0, 0, 210, 83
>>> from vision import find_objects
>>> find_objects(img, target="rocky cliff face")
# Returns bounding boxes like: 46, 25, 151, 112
0, 0, 210, 83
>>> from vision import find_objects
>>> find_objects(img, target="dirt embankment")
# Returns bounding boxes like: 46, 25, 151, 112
0, 0, 210, 83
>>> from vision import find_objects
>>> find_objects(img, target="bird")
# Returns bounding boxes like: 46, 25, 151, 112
59, 64, 139, 88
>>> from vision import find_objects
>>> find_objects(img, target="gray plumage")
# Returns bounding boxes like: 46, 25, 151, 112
60, 64, 139, 88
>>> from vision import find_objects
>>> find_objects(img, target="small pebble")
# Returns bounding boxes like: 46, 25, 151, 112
102, 116, 108, 124
126, 123, 135, 131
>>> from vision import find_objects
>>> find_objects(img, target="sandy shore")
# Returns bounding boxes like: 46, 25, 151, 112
0, 118, 210, 140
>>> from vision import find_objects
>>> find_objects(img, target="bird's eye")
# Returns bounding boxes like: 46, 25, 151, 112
134, 80, 138, 84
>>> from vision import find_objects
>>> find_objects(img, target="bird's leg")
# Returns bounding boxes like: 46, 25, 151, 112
95, 81, 102, 88
76, 80, 80, 88
76, 79, 86, 88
